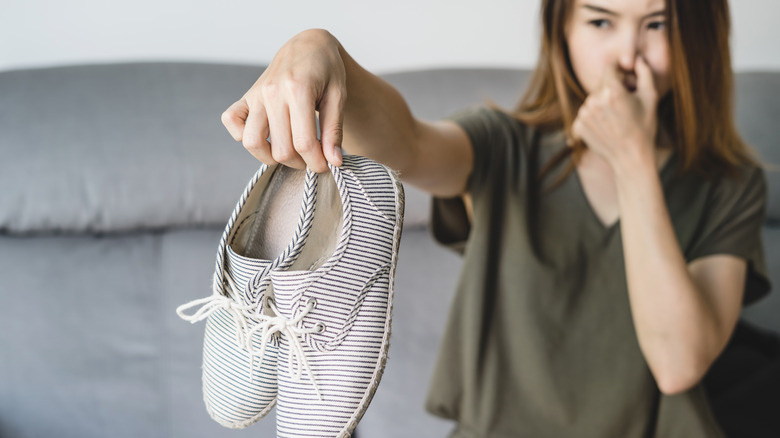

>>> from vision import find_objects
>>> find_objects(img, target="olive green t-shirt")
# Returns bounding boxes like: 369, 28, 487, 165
425, 107, 771, 438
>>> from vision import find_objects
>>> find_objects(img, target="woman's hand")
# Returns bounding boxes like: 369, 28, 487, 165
572, 55, 659, 169
221, 29, 346, 173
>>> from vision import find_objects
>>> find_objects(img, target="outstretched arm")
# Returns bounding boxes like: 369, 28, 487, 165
221, 29, 473, 198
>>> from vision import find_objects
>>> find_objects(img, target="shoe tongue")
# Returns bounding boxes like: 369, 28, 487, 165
225, 244, 273, 302
269, 270, 311, 317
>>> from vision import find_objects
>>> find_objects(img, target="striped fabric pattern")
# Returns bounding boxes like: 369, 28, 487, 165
201, 247, 281, 428
214, 165, 318, 305
203, 306, 279, 427
269, 155, 405, 438
179, 163, 319, 429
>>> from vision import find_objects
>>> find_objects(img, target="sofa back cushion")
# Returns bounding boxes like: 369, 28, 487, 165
0, 63, 777, 234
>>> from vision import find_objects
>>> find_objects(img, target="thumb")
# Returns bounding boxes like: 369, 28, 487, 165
635, 55, 657, 104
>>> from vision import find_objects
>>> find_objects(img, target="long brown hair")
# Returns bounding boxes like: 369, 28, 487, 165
514, 0, 762, 189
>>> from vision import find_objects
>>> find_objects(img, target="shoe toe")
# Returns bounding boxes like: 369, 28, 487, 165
202, 307, 279, 428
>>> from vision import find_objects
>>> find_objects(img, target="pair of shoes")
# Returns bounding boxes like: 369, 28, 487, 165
177, 155, 404, 437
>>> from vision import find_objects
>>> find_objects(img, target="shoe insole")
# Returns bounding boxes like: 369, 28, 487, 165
238, 166, 306, 260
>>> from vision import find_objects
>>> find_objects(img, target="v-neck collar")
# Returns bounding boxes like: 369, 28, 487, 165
572, 148, 678, 233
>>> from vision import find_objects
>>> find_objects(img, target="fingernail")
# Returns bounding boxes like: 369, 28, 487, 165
335, 146, 343, 163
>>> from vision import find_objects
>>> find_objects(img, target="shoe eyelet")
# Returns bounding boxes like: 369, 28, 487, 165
265, 296, 275, 306
314, 322, 326, 333
306, 297, 317, 308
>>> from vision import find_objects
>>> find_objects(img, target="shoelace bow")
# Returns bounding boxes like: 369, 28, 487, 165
247, 297, 324, 400
176, 272, 325, 400
176, 271, 261, 350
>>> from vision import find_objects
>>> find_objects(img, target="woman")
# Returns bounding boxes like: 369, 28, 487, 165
220, 0, 773, 436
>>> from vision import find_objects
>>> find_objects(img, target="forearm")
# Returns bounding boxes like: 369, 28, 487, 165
613, 149, 721, 394
336, 39, 420, 172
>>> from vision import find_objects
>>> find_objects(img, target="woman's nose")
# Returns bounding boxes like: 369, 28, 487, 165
616, 32, 642, 72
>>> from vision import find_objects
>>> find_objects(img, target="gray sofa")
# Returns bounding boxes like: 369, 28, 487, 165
0, 63, 777, 438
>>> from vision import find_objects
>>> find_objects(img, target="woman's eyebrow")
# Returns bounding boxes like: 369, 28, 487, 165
582, 4, 666, 19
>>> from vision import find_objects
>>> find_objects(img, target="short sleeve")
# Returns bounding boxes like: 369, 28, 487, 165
429, 106, 526, 253
686, 165, 772, 306
446, 106, 523, 194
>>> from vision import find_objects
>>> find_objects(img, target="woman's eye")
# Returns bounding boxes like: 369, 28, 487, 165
648, 21, 666, 30
588, 19, 611, 29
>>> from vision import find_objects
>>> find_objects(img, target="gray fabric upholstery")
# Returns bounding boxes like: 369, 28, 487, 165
1, 65, 775, 231
0, 63, 262, 233
742, 227, 780, 331
735, 73, 780, 220
0, 63, 777, 438
0, 228, 458, 438
0, 230, 278, 438
0, 63, 437, 233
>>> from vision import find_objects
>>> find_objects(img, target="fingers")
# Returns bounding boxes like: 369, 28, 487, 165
226, 90, 335, 172
634, 55, 658, 105
266, 101, 306, 170
224, 30, 347, 172
317, 87, 345, 167
599, 61, 623, 91
289, 91, 329, 173
223, 98, 276, 165
242, 102, 275, 165
221, 99, 249, 142
571, 103, 594, 146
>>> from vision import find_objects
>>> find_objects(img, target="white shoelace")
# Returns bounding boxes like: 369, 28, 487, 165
176, 273, 324, 400
176, 271, 262, 350
247, 297, 324, 400
177, 270, 281, 383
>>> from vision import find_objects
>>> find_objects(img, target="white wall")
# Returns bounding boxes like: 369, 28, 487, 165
2, 0, 778, 74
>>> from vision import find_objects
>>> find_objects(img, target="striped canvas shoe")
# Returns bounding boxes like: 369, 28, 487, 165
255, 155, 404, 437
176, 164, 319, 428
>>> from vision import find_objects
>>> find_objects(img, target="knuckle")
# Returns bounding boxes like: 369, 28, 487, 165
271, 147, 295, 163
283, 76, 303, 92
258, 156, 276, 166
292, 136, 318, 153
260, 82, 280, 99
250, 145, 275, 165
285, 78, 314, 100
242, 136, 261, 151
220, 109, 233, 125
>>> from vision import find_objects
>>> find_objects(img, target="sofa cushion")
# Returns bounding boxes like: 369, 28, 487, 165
735, 73, 780, 221
1, 63, 517, 233
0, 63, 777, 233
0, 62, 266, 233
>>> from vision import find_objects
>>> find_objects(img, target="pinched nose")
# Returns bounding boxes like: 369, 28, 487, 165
614, 30, 644, 73
623, 73, 638, 92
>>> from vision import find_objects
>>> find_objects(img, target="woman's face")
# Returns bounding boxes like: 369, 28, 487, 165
565, 0, 672, 97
